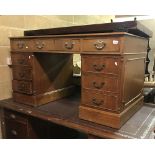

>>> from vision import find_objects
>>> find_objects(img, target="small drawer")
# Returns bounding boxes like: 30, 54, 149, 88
82, 89, 119, 111
54, 39, 80, 52
11, 53, 34, 66
82, 55, 121, 75
12, 80, 33, 94
32, 38, 54, 51
12, 66, 33, 81
10, 39, 31, 51
4, 109, 27, 123
82, 38, 120, 52
5, 118, 28, 139
82, 72, 119, 93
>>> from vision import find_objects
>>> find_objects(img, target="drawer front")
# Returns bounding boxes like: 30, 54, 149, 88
82, 55, 121, 75
82, 38, 120, 52
54, 39, 80, 52
11, 53, 34, 66
4, 109, 27, 123
10, 38, 54, 51
12, 80, 33, 94
82, 89, 119, 111
11, 39, 32, 51
12, 67, 33, 81
32, 38, 54, 51
5, 118, 28, 139
82, 73, 119, 93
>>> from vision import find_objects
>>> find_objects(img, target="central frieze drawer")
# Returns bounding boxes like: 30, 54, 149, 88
11, 53, 34, 67
12, 80, 33, 94
82, 55, 121, 75
82, 38, 120, 52
12, 67, 33, 81
82, 89, 119, 112
54, 39, 80, 51
82, 72, 119, 93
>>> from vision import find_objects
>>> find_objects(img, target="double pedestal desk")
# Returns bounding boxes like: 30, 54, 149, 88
1, 21, 154, 138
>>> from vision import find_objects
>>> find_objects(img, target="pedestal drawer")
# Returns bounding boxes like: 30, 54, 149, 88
82, 55, 121, 75
11, 53, 34, 66
12, 80, 33, 94
82, 72, 119, 93
82, 89, 119, 112
12, 66, 33, 81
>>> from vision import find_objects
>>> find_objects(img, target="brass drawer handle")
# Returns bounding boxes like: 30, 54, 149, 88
18, 59, 25, 64
17, 41, 25, 49
18, 83, 26, 91
11, 130, 18, 136
64, 41, 75, 49
35, 41, 45, 49
93, 64, 105, 71
10, 114, 16, 119
92, 98, 103, 106
19, 72, 25, 78
93, 82, 105, 89
94, 40, 106, 50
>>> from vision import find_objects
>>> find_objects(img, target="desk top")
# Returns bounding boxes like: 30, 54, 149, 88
24, 21, 152, 38
0, 93, 155, 139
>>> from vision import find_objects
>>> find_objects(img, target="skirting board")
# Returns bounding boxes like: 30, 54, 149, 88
13, 86, 75, 107
79, 96, 144, 129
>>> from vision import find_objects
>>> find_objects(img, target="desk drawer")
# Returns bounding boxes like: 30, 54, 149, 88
10, 38, 54, 51
82, 72, 119, 93
82, 55, 120, 75
82, 89, 119, 112
12, 80, 33, 94
4, 109, 27, 123
82, 38, 120, 52
12, 66, 33, 81
11, 53, 34, 67
11, 39, 32, 51
32, 38, 54, 51
5, 118, 28, 139
54, 39, 80, 52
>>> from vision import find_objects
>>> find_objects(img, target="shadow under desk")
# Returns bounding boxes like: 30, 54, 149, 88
0, 91, 155, 139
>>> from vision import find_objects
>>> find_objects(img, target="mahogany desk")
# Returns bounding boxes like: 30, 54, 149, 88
0, 92, 155, 139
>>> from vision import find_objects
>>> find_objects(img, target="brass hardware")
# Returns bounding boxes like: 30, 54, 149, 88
64, 41, 75, 49
18, 83, 26, 91
19, 72, 25, 78
10, 114, 16, 119
17, 41, 25, 49
35, 41, 45, 49
94, 40, 105, 50
92, 98, 103, 106
93, 64, 105, 71
11, 130, 17, 136
18, 59, 25, 64
93, 81, 105, 89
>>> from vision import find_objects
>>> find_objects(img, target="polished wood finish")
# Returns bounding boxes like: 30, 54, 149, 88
13, 86, 75, 106
10, 32, 148, 128
79, 95, 143, 128
11, 52, 74, 106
